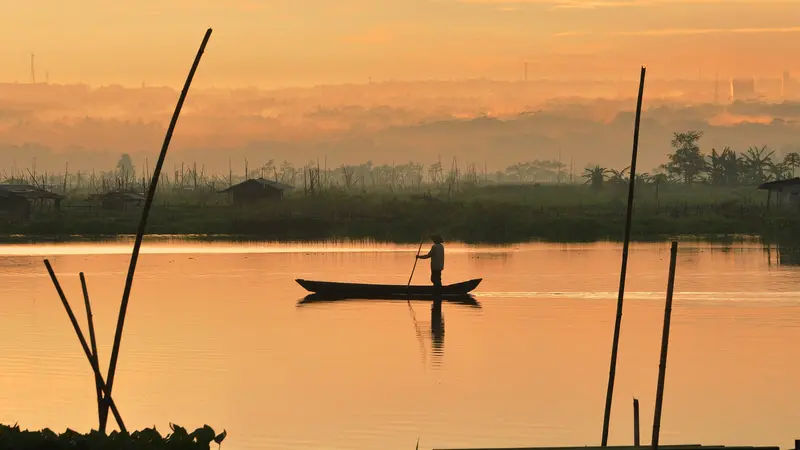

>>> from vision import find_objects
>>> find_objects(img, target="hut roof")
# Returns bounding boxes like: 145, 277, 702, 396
88, 191, 146, 202
757, 178, 800, 190
0, 184, 65, 200
219, 178, 295, 193
106, 191, 146, 201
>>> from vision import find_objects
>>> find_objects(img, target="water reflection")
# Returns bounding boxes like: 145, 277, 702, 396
430, 299, 444, 365
764, 244, 800, 266
296, 295, 477, 368
778, 246, 800, 266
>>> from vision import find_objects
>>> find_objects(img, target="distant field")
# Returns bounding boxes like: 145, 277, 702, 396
2, 183, 796, 244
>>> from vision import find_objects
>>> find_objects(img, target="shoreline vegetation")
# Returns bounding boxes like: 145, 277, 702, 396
2, 183, 797, 245
4, 131, 800, 244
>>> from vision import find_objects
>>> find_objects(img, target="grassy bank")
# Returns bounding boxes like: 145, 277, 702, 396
3, 183, 796, 244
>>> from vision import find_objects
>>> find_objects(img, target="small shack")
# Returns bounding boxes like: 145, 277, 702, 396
0, 184, 64, 222
89, 191, 146, 211
219, 178, 294, 205
757, 177, 800, 210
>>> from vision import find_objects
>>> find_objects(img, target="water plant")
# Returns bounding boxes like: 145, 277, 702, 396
0, 423, 227, 450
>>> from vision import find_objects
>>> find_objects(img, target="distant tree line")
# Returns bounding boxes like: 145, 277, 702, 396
583, 130, 800, 190
3, 131, 799, 195
1, 154, 572, 195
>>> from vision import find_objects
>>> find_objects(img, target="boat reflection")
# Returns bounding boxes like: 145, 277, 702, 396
297, 293, 481, 307
296, 295, 478, 367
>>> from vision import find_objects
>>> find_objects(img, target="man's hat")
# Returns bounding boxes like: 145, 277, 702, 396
430, 234, 444, 243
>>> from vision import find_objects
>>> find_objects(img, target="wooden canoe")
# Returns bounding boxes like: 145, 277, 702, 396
295, 278, 482, 298
297, 293, 481, 307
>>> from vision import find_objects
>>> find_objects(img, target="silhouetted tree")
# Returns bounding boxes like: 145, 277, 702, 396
583, 165, 609, 190
768, 161, 790, 181
740, 145, 775, 184
706, 148, 726, 186
783, 152, 800, 177
663, 131, 707, 184
607, 167, 630, 185
115, 153, 135, 189
719, 147, 740, 185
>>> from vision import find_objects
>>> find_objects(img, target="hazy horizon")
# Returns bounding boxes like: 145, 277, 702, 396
2, 78, 800, 178
5, 0, 800, 178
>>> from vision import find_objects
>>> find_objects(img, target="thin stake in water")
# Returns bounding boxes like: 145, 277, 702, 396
652, 241, 679, 450
43, 260, 126, 432
80, 272, 104, 429
602, 65, 647, 447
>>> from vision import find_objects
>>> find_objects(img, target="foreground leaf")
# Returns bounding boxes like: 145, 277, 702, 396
213, 430, 227, 445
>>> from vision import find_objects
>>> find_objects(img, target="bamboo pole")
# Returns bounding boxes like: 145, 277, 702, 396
633, 398, 640, 447
602, 65, 647, 447
80, 273, 104, 431
101, 28, 213, 431
43, 260, 126, 432
652, 241, 679, 450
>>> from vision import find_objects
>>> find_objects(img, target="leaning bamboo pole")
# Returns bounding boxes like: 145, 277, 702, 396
601, 65, 647, 446
41, 28, 213, 434
101, 27, 213, 431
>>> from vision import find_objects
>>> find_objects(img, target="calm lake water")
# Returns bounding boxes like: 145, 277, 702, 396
0, 239, 799, 450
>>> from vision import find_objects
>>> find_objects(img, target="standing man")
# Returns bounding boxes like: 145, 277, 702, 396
417, 234, 445, 288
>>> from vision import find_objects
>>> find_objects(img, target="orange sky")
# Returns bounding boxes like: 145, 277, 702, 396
3, 0, 800, 87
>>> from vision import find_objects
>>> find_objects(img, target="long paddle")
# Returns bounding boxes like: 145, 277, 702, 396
408, 239, 424, 288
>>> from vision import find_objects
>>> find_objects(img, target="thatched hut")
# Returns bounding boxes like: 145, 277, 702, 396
88, 191, 146, 211
219, 178, 294, 205
0, 184, 64, 222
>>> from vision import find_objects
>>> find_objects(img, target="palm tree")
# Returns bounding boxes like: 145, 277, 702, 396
607, 166, 631, 185
719, 147, 739, 185
783, 152, 800, 177
652, 173, 670, 185
637, 172, 652, 185
583, 165, 610, 190
768, 161, 791, 181
706, 148, 726, 186
741, 145, 775, 184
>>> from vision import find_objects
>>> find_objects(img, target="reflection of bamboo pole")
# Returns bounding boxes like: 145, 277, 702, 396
43, 260, 126, 432
602, 66, 647, 447
652, 241, 679, 450
102, 28, 213, 432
